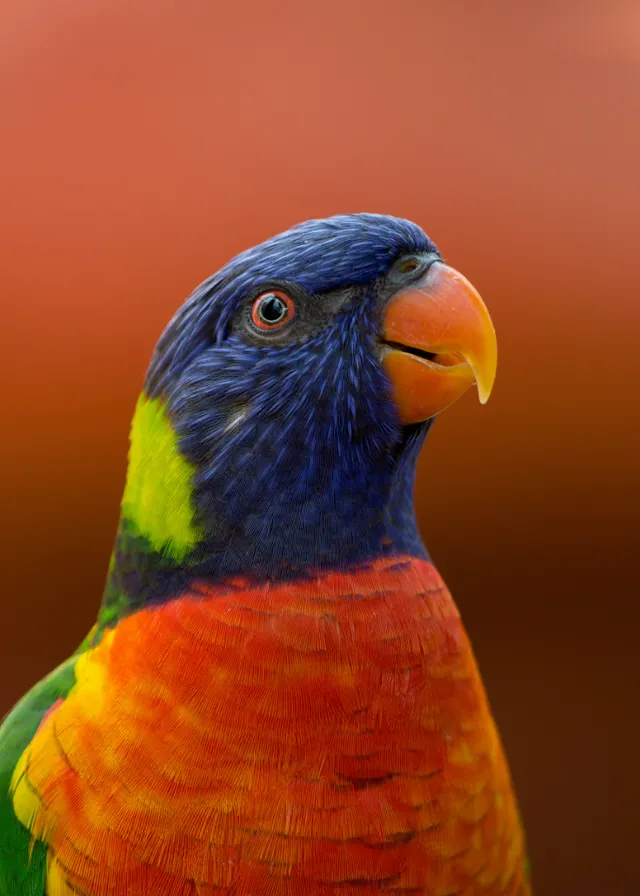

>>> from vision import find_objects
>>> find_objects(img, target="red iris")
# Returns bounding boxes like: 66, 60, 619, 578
251, 290, 295, 331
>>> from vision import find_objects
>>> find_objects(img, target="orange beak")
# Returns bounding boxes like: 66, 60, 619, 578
382, 262, 497, 423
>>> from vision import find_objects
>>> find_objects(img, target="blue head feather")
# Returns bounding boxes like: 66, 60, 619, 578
106, 214, 440, 613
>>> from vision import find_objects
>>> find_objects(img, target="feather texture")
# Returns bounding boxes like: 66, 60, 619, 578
11, 558, 529, 895
1, 214, 530, 894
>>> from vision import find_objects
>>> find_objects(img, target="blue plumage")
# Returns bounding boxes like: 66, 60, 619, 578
105, 214, 439, 619
148, 214, 435, 392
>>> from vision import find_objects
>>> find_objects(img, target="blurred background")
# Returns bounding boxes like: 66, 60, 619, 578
1, 1, 638, 892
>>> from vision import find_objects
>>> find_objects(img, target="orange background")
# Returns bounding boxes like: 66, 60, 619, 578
1, 2, 638, 893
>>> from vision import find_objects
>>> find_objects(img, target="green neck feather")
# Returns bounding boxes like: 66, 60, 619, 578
89, 395, 202, 641
120, 394, 202, 559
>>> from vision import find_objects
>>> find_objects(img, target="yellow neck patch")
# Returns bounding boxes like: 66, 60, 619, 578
120, 395, 202, 560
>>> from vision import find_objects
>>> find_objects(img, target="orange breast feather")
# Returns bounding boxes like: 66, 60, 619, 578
12, 558, 529, 896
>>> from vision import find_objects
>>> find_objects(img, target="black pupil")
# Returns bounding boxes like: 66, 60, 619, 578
259, 294, 288, 324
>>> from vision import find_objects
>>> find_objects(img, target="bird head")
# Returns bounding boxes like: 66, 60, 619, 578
111, 214, 496, 600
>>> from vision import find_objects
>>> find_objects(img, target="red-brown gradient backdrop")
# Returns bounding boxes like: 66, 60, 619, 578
1, 1, 638, 893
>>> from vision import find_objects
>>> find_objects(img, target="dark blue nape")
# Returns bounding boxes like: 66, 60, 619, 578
108, 214, 437, 610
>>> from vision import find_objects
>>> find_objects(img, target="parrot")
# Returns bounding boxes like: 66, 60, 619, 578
0, 213, 531, 895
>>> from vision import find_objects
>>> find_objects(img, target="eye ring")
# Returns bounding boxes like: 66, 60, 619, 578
250, 290, 295, 331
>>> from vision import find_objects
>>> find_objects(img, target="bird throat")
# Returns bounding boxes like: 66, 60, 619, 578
95, 394, 431, 637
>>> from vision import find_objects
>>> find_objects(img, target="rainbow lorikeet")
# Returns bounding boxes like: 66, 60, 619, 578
0, 214, 531, 895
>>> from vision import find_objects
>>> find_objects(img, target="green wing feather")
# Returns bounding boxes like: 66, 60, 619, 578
0, 657, 78, 896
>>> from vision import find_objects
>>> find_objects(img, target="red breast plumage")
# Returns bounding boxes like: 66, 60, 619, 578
13, 557, 528, 896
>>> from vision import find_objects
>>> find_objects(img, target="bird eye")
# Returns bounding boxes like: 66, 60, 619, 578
251, 290, 295, 331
